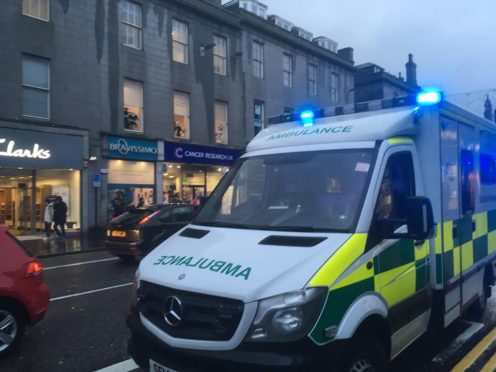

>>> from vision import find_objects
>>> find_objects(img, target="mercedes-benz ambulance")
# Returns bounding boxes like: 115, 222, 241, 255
127, 90, 496, 371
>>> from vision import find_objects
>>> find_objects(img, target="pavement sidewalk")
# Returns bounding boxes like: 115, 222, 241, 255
19, 230, 106, 258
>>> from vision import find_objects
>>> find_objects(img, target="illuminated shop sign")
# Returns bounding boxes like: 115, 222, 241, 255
0, 127, 84, 169
164, 142, 241, 165
107, 136, 159, 161
0, 138, 51, 159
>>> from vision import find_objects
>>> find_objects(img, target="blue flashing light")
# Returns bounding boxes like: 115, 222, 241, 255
300, 110, 315, 126
416, 89, 443, 106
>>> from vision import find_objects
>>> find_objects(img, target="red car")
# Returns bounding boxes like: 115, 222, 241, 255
0, 225, 50, 356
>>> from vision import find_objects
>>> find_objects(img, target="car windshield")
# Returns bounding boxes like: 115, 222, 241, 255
194, 149, 374, 232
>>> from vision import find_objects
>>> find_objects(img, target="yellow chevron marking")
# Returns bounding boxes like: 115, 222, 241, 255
309, 234, 367, 287
443, 220, 454, 252
452, 328, 496, 372
461, 241, 474, 273
489, 231, 496, 255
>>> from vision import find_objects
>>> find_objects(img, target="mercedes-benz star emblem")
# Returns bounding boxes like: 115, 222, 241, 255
163, 296, 183, 327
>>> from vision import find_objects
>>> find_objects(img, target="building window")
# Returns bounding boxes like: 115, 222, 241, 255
22, 55, 50, 119
214, 101, 228, 144
254, 101, 264, 136
120, 1, 142, 50
172, 19, 189, 64
213, 35, 227, 76
252, 41, 264, 78
283, 53, 292, 88
123, 79, 143, 132
331, 72, 339, 103
22, 0, 49, 21
308, 64, 317, 96
174, 92, 190, 139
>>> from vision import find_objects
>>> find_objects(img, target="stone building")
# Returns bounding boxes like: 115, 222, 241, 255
0, 0, 355, 232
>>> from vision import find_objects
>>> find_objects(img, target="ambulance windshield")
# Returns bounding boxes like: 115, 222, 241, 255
194, 149, 374, 233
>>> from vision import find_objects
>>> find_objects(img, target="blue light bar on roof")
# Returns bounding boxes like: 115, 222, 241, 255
300, 110, 315, 126
416, 89, 443, 105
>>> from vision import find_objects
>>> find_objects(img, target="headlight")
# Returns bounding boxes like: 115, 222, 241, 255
106, 229, 111, 237
130, 229, 141, 238
246, 287, 327, 342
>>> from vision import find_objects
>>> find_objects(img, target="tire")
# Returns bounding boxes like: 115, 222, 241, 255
345, 337, 388, 372
0, 302, 26, 357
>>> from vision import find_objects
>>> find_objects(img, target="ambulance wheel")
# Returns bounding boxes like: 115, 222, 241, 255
346, 337, 388, 372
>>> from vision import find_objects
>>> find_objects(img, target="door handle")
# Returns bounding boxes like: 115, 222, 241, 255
472, 221, 476, 232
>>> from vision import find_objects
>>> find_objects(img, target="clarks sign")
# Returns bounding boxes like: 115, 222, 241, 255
0, 127, 84, 169
0, 138, 51, 159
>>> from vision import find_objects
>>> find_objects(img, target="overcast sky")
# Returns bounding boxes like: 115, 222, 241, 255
257, 0, 496, 114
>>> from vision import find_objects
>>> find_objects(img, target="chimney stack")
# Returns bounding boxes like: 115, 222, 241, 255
337, 47, 354, 62
484, 95, 493, 121
405, 53, 417, 86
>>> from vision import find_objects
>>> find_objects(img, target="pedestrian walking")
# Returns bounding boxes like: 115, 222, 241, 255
53, 196, 68, 238
43, 199, 54, 241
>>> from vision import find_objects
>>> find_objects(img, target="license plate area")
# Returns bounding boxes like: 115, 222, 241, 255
111, 230, 126, 237
150, 359, 178, 372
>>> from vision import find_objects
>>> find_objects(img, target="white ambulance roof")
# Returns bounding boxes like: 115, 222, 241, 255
247, 106, 418, 153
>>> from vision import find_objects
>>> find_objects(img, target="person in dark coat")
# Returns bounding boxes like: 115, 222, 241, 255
53, 196, 68, 238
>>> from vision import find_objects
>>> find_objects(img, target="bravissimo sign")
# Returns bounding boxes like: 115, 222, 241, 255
106, 136, 159, 161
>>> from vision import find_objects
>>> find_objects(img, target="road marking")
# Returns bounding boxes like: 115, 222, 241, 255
44, 257, 119, 270
94, 358, 139, 372
452, 327, 496, 372
481, 350, 496, 372
432, 321, 484, 365
50, 283, 133, 302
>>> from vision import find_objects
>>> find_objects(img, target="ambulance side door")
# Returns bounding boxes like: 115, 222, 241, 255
366, 146, 431, 357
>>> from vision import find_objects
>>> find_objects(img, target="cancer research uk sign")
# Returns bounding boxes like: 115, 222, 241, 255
164, 142, 241, 165
107, 136, 159, 161
0, 127, 84, 169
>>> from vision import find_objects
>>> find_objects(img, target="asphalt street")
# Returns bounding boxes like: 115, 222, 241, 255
0, 250, 494, 372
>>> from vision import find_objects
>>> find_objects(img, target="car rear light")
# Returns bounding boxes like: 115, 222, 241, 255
139, 210, 160, 225
25, 260, 43, 278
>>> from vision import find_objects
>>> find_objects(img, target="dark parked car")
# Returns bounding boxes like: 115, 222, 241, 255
105, 204, 194, 260
0, 225, 50, 357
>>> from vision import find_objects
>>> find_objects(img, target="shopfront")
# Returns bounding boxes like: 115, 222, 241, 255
105, 136, 159, 218
163, 142, 242, 204
0, 126, 85, 235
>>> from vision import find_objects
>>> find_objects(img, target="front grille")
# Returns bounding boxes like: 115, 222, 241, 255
138, 281, 244, 341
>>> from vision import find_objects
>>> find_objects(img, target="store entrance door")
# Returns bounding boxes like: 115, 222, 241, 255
182, 185, 205, 205
0, 169, 34, 234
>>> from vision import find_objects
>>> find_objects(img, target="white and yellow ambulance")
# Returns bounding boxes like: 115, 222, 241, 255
128, 90, 496, 371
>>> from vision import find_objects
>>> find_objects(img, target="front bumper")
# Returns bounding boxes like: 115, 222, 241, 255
127, 305, 349, 371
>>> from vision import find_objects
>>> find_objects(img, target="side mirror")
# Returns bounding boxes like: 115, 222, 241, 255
406, 196, 435, 240
376, 196, 435, 240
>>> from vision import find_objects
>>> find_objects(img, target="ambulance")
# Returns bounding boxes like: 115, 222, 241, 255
127, 90, 496, 371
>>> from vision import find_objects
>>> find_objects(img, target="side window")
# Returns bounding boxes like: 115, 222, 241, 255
370, 152, 416, 245
159, 209, 172, 222
460, 149, 475, 215
172, 207, 194, 222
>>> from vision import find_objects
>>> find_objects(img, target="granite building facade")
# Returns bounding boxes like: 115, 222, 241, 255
0, 0, 355, 232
